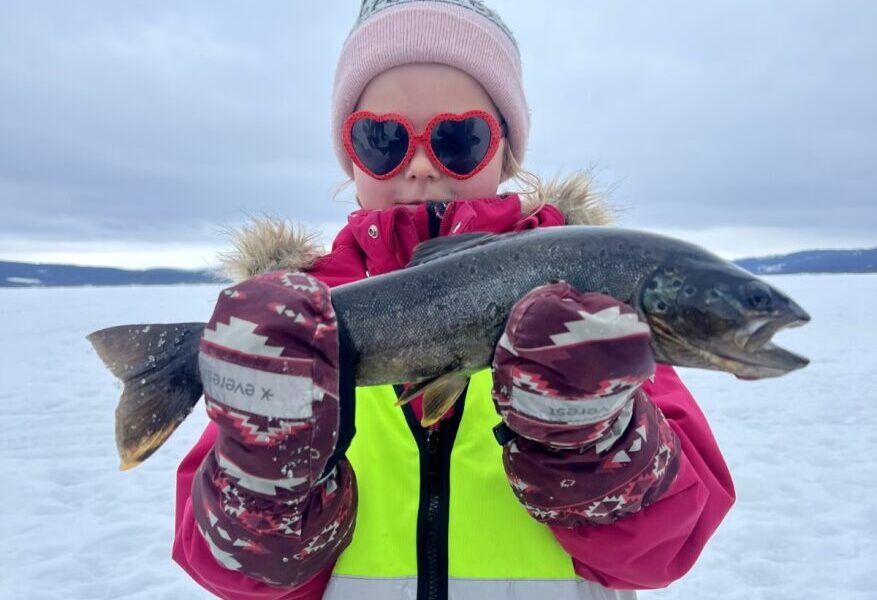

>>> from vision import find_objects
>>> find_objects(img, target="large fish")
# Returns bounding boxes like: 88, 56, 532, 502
87, 226, 811, 469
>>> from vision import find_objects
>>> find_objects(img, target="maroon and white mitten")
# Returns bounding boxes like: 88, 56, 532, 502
492, 282, 680, 525
192, 271, 356, 586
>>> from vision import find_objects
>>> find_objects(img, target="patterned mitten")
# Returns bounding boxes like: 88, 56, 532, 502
492, 282, 679, 525
192, 271, 356, 586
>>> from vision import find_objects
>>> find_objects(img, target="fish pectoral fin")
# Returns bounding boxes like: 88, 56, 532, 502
86, 322, 206, 469
420, 372, 469, 428
394, 372, 470, 426
394, 379, 433, 407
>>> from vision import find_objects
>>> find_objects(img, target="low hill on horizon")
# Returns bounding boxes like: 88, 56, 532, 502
0, 261, 221, 287
734, 247, 877, 275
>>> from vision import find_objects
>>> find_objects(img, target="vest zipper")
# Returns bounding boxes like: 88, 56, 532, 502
396, 385, 466, 600
424, 425, 442, 600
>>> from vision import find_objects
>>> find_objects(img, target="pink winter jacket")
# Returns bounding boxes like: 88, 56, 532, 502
173, 194, 735, 598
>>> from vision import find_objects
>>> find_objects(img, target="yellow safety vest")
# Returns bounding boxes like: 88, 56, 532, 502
325, 370, 635, 600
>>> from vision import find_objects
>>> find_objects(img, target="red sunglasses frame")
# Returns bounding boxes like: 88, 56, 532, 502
342, 109, 506, 181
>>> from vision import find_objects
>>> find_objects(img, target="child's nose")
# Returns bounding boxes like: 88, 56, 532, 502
404, 145, 441, 182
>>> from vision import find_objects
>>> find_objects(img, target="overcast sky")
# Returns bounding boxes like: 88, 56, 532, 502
0, 0, 874, 269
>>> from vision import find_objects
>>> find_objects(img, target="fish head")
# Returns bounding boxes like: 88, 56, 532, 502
639, 256, 811, 379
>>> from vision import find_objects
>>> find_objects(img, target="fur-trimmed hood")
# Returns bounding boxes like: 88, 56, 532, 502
218, 172, 612, 283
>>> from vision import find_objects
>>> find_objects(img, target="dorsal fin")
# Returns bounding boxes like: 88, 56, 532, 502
407, 232, 501, 267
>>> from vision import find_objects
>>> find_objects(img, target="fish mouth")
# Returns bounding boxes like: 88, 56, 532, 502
739, 299, 810, 353
727, 302, 811, 379
721, 341, 810, 380
651, 305, 811, 379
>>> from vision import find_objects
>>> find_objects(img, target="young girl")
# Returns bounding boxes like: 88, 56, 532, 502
173, 2, 735, 599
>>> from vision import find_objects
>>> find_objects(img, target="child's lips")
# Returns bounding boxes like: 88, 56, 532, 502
394, 199, 447, 210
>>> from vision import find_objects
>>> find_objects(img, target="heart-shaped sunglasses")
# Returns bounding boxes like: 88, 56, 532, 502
342, 110, 507, 180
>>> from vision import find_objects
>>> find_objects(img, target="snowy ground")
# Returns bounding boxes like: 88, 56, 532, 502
0, 275, 875, 599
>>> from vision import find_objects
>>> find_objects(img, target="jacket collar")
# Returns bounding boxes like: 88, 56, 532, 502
345, 195, 527, 276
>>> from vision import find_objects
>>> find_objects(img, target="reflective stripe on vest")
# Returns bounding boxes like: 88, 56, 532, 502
327, 370, 634, 600
325, 576, 635, 600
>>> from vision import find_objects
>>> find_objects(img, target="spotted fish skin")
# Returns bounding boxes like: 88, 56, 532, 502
330, 226, 809, 386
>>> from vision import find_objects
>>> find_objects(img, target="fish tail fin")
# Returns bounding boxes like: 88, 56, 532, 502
87, 322, 206, 470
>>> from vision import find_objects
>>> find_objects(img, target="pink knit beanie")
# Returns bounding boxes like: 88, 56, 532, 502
331, 0, 529, 177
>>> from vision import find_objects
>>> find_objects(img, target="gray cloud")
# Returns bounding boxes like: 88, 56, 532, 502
514, 1, 876, 233
0, 0, 874, 266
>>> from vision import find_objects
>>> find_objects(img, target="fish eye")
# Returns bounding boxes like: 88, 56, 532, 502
743, 281, 773, 311
683, 285, 696, 296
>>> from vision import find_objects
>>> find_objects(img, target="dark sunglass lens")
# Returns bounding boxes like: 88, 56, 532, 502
350, 118, 409, 176
430, 117, 492, 175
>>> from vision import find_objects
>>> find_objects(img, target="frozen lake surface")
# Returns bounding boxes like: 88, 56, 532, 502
1, 275, 875, 599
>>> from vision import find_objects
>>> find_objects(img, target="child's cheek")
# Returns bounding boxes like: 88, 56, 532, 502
352, 167, 396, 211
454, 147, 505, 200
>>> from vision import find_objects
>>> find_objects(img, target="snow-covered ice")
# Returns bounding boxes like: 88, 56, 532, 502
1, 275, 875, 599
0, 284, 221, 600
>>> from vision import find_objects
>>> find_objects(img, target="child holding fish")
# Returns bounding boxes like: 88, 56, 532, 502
173, 2, 736, 598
